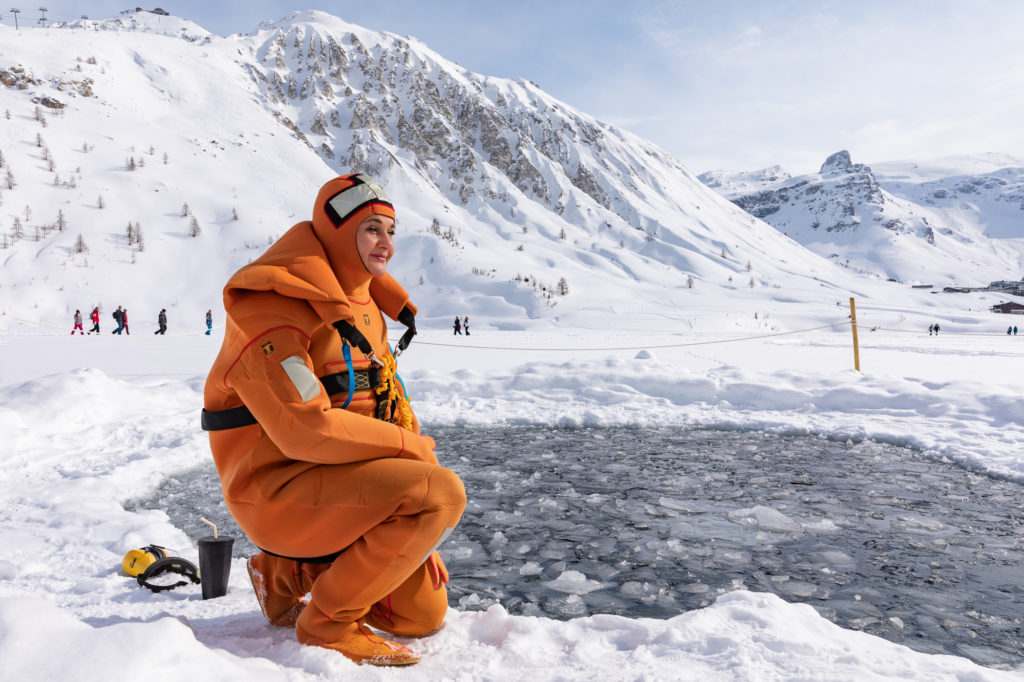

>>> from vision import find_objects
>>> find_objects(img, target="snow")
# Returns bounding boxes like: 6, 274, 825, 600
3, 326, 1024, 680
2, 9, 1024, 682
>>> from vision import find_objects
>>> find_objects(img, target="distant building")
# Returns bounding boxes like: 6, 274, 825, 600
987, 279, 1024, 296
989, 302, 1024, 314
943, 286, 972, 293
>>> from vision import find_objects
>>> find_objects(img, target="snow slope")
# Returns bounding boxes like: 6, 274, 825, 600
2, 11, 871, 336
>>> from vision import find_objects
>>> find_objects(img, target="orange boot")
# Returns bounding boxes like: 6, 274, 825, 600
247, 552, 328, 628
296, 601, 420, 666
365, 551, 450, 637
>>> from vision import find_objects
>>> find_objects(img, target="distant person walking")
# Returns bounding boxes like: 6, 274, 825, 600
122, 308, 130, 335
112, 306, 124, 335
71, 310, 84, 335
205, 309, 213, 335
928, 324, 933, 335
1015, 326, 1019, 336
933, 323, 940, 335
155, 308, 167, 335
89, 306, 100, 334
1008, 326, 1013, 336
453, 316, 462, 335
463, 315, 470, 336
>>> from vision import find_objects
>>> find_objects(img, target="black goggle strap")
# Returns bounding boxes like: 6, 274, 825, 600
136, 557, 201, 593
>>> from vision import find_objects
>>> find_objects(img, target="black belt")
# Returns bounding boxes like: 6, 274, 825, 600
201, 367, 381, 431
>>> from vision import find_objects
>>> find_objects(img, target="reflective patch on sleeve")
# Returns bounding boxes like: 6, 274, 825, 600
280, 355, 321, 403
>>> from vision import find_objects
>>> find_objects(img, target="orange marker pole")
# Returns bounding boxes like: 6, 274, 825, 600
849, 297, 861, 372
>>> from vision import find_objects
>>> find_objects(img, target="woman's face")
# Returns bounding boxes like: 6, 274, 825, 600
355, 214, 395, 277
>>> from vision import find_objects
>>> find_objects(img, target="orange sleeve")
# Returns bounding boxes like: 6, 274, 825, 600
227, 326, 428, 465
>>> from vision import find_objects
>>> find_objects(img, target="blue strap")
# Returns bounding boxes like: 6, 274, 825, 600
339, 343, 355, 409
387, 343, 410, 399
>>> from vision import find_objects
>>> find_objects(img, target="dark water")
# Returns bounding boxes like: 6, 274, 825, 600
126, 427, 1024, 669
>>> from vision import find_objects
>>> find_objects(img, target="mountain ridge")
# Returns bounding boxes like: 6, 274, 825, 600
701, 150, 1024, 286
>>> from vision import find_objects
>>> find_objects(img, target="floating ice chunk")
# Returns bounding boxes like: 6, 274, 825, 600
658, 496, 706, 514
543, 570, 606, 595
727, 505, 804, 534
810, 550, 856, 568
713, 547, 752, 565
519, 561, 543, 577
891, 514, 946, 533
803, 518, 840, 533
679, 582, 709, 594
779, 580, 817, 598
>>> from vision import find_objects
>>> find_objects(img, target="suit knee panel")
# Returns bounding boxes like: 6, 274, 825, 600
424, 466, 466, 516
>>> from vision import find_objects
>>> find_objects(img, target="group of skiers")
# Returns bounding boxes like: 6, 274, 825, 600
1008, 326, 1019, 335
70, 307, 214, 335
452, 315, 470, 335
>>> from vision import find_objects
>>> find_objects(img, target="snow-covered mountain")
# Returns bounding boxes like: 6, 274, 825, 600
701, 151, 1024, 287
0, 9, 866, 333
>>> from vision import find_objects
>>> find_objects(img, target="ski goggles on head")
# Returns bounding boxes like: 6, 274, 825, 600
122, 545, 201, 593
324, 174, 393, 227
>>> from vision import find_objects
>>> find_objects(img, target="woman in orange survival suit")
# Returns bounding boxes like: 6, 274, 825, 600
202, 174, 466, 666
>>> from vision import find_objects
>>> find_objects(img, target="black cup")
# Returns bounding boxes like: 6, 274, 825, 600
197, 535, 234, 599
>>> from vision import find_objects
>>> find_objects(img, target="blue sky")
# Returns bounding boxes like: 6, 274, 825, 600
7, 1, 1024, 175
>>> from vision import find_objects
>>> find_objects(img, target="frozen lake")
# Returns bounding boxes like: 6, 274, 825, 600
128, 427, 1024, 669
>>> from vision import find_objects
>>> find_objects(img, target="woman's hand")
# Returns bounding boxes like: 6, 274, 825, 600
399, 433, 439, 465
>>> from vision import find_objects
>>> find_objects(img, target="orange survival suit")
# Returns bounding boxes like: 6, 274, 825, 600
202, 174, 466, 665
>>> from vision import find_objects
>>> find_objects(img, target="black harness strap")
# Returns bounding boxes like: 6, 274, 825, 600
320, 366, 380, 395
201, 404, 258, 431
257, 545, 346, 564
201, 369, 381, 431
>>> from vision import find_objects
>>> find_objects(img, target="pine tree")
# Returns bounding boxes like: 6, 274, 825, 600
126, 221, 135, 245
57, 209, 65, 232
11, 217, 23, 241
687, 275, 695, 289
126, 156, 136, 171
232, 207, 239, 221
189, 215, 201, 237
73, 234, 88, 253
557, 277, 569, 296
181, 202, 190, 217
97, 195, 105, 209
4, 168, 14, 190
